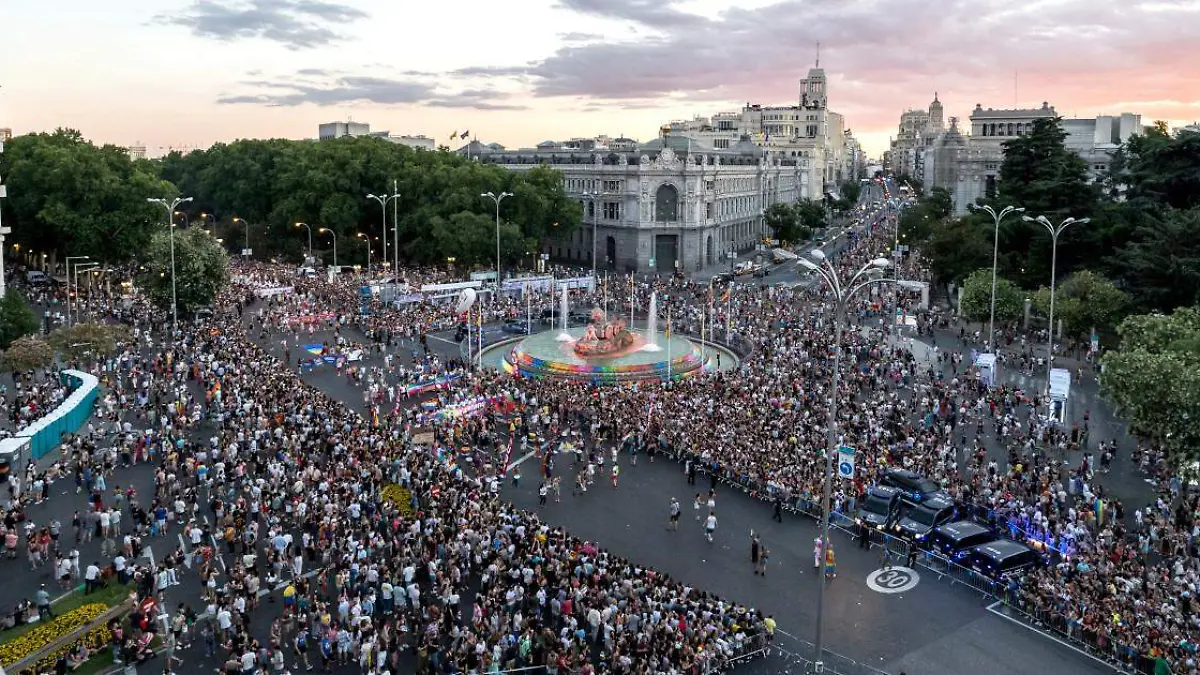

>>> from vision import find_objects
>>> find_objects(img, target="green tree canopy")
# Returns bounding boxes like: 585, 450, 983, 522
0, 129, 175, 263
1110, 206, 1200, 311
155, 137, 581, 267
764, 203, 811, 243
137, 228, 230, 317
1101, 308, 1200, 465
958, 268, 1024, 323
2, 335, 54, 373
0, 291, 40, 349
1031, 270, 1129, 339
48, 322, 131, 362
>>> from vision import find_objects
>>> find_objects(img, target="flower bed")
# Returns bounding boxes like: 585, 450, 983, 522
380, 483, 414, 516
0, 603, 110, 668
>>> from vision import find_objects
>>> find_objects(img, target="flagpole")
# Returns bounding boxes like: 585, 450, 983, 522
629, 274, 634, 329
666, 307, 672, 381
726, 288, 732, 341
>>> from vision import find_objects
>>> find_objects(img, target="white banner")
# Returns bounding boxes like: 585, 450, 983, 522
420, 281, 483, 293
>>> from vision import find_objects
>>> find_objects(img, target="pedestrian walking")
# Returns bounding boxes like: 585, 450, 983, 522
813, 536, 823, 570
824, 544, 837, 580
704, 512, 717, 543
668, 498, 681, 531
538, 482, 548, 506
756, 548, 769, 576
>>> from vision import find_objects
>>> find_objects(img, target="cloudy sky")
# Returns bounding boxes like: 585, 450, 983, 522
4, 0, 1199, 157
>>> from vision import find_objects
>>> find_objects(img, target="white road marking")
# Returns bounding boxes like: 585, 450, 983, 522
505, 450, 539, 474
985, 601, 1123, 672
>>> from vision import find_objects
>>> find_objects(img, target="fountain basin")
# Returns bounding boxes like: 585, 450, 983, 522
480, 328, 739, 383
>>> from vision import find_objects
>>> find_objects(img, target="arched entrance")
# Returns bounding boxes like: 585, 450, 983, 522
655, 184, 679, 222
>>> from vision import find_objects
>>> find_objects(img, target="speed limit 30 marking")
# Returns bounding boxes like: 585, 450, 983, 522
866, 566, 920, 594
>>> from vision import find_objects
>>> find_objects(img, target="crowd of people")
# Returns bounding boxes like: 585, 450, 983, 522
3, 198, 1196, 675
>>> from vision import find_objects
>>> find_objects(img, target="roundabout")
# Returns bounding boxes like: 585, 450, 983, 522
479, 313, 740, 383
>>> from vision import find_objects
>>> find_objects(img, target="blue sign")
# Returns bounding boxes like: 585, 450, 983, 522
836, 446, 855, 479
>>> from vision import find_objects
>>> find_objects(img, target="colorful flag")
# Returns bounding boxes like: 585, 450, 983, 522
720, 287, 731, 303
450, 130, 458, 140
461, 130, 470, 139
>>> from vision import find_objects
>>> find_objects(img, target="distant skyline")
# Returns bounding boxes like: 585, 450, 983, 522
3, 0, 1199, 158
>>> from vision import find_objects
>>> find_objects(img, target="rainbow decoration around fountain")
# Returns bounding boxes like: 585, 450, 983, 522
483, 326, 737, 383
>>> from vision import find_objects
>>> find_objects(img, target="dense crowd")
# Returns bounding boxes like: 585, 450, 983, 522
4, 200, 1196, 674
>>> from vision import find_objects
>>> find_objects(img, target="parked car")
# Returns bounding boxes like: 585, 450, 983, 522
966, 540, 1043, 580
856, 485, 902, 531
892, 494, 957, 543
881, 469, 944, 504
927, 520, 998, 561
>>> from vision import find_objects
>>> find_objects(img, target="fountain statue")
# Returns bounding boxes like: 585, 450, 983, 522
574, 307, 635, 357
641, 291, 662, 352
556, 284, 573, 341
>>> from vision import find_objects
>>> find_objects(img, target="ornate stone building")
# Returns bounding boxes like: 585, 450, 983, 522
657, 65, 848, 197
885, 94, 944, 178
472, 135, 806, 273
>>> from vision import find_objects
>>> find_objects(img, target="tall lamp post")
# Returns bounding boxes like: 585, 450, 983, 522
318, 228, 338, 268
970, 204, 1025, 349
1023, 214, 1089, 403
232, 217, 251, 258
64, 255, 90, 326
357, 233, 373, 271
367, 191, 401, 272
580, 191, 600, 283
797, 249, 892, 674
481, 191, 513, 299
294, 222, 313, 260
72, 262, 99, 324
146, 196, 193, 333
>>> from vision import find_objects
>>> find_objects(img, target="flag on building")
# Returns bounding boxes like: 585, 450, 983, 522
461, 130, 470, 139
450, 130, 459, 140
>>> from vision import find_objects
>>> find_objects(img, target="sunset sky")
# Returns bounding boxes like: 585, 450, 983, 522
4, 0, 1199, 157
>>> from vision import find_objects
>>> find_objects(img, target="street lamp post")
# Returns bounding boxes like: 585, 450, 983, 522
146, 196, 193, 333
367, 191, 401, 272
72, 262, 99, 324
319, 228, 338, 268
64, 255, 90, 326
971, 205, 1025, 349
295, 222, 313, 260
481, 191, 513, 299
1023, 214, 1090, 406
232, 217, 251, 257
357, 233, 373, 271
797, 249, 892, 674
581, 192, 600, 283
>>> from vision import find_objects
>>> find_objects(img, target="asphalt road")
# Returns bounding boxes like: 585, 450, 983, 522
276, 325, 1116, 675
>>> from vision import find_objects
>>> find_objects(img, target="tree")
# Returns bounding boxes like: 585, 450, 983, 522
1031, 270, 1129, 339
1120, 124, 1200, 211
1111, 207, 1200, 312
1100, 308, 1200, 465
2, 335, 54, 373
156, 135, 581, 267
0, 129, 175, 263
992, 117, 1098, 287
793, 200, 826, 233
137, 228, 230, 317
923, 219, 992, 287
48, 322, 130, 361
764, 204, 804, 243
0, 291, 40, 349
958, 268, 1024, 323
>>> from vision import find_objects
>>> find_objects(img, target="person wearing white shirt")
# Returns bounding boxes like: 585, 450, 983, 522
84, 563, 101, 593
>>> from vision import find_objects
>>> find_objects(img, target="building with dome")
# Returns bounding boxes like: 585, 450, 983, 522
469, 134, 806, 273
885, 94, 944, 178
